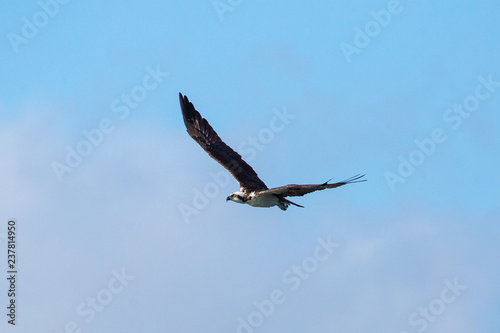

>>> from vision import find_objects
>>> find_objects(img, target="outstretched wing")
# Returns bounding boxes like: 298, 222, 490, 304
258, 174, 366, 197
179, 93, 268, 192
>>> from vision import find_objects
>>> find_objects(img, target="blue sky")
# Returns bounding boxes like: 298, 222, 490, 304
1, 0, 499, 332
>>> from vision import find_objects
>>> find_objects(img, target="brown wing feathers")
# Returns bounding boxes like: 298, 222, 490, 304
179, 93, 365, 198
260, 174, 366, 197
179, 93, 268, 192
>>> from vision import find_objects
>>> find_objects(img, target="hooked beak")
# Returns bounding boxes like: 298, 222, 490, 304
226, 196, 231, 202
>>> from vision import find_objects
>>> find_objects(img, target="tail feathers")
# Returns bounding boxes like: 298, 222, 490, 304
282, 197, 304, 208
274, 194, 304, 210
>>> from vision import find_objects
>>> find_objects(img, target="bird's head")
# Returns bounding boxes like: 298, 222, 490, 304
226, 191, 246, 204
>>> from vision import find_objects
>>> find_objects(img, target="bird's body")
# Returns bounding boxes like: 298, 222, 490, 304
247, 193, 279, 208
231, 191, 281, 208
179, 93, 365, 210
226, 190, 296, 210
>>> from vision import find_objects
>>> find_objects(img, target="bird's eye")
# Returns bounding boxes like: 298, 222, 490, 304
232, 194, 236, 198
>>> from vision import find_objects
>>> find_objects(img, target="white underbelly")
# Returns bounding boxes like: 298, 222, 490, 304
247, 193, 279, 207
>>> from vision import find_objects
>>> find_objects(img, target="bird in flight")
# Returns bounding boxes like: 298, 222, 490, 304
179, 93, 365, 210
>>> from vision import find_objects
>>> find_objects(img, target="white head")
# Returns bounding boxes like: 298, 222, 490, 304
226, 191, 247, 204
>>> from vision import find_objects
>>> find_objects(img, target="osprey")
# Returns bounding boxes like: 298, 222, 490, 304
179, 93, 365, 210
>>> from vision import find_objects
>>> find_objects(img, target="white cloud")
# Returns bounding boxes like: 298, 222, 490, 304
0, 108, 498, 332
